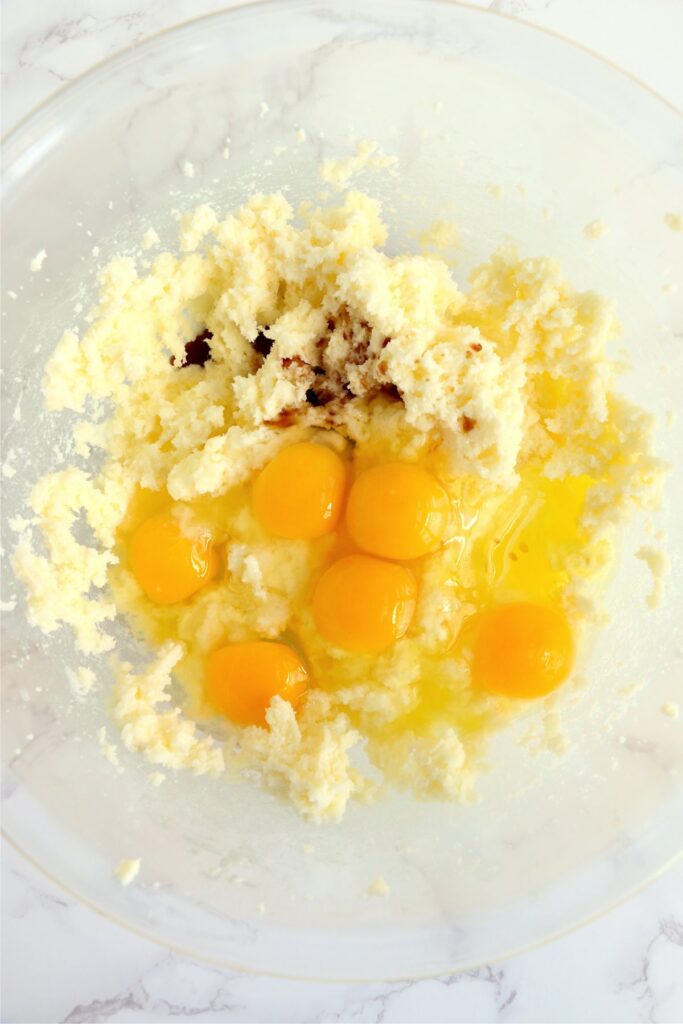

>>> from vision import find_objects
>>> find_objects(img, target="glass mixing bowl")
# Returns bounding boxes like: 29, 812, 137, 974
2, 0, 682, 981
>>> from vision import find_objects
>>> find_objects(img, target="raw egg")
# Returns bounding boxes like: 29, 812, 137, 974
471, 601, 574, 699
129, 511, 218, 605
346, 462, 450, 560
312, 554, 417, 653
252, 442, 347, 540
205, 641, 309, 726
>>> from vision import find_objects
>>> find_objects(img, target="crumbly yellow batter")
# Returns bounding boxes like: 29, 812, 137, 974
14, 189, 663, 821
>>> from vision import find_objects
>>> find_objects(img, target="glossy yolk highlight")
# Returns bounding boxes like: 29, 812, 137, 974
471, 601, 574, 699
252, 442, 346, 540
129, 511, 219, 605
346, 463, 450, 560
312, 554, 417, 654
205, 641, 308, 726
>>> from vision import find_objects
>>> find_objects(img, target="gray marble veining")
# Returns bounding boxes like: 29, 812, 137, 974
2, 0, 682, 1021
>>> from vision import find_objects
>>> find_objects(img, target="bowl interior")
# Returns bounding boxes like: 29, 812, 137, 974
2, 0, 682, 979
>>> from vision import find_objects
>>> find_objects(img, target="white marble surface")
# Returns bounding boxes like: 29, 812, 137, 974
2, 0, 682, 1021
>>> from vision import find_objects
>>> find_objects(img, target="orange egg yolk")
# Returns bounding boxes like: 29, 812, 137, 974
205, 641, 309, 726
312, 554, 417, 654
129, 511, 219, 605
471, 601, 574, 699
346, 462, 450, 560
252, 442, 347, 540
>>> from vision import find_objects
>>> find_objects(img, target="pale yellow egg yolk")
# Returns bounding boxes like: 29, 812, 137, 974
481, 472, 595, 606
312, 554, 417, 654
205, 641, 309, 726
129, 511, 219, 605
346, 462, 450, 561
471, 601, 575, 698
252, 442, 347, 540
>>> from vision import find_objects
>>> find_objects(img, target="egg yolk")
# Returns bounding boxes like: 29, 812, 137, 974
252, 442, 347, 540
129, 511, 218, 605
471, 601, 574, 699
346, 463, 450, 560
205, 641, 309, 726
312, 554, 417, 654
